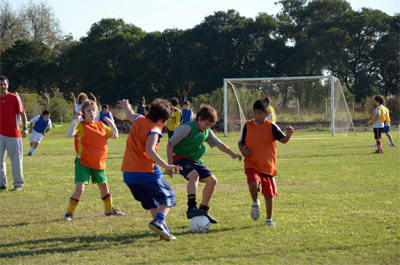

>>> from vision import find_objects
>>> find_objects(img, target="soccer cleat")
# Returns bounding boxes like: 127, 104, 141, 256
0, 185, 7, 190
149, 220, 172, 241
205, 213, 218, 224
63, 213, 73, 221
27, 151, 33, 156
265, 220, 275, 227
374, 150, 384, 154
163, 224, 177, 240
105, 208, 125, 216
251, 200, 261, 221
186, 207, 205, 219
13, 186, 21, 191
389, 143, 396, 147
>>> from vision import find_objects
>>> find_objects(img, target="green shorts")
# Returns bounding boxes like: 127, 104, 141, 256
75, 158, 107, 184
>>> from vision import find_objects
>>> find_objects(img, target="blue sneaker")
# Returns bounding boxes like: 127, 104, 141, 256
27, 151, 33, 156
149, 220, 172, 241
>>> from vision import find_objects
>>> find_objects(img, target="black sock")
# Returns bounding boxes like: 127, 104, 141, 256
187, 194, 197, 209
199, 204, 209, 211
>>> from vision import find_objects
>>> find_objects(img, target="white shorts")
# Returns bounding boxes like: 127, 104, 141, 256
29, 129, 44, 143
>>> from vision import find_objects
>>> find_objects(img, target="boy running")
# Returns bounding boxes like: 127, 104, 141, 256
28, 110, 52, 156
166, 97, 182, 138
238, 99, 294, 227
119, 99, 181, 241
167, 105, 242, 224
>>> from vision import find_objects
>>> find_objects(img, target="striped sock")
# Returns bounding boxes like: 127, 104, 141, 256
187, 194, 197, 209
199, 204, 210, 211
67, 197, 79, 215
377, 140, 382, 151
155, 213, 165, 224
101, 193, 113, 211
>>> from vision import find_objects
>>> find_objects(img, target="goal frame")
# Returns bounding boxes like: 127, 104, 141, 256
223, 75, 356, 137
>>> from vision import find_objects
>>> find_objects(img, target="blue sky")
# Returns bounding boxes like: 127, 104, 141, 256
10, 0, 400, 40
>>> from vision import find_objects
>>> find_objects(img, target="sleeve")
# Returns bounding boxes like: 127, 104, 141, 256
47, 119, 52, 129
76, 123, 85, 139
190, 110, 193, 121
16, 94, 25, 114
103, 123, 112, 137
169, 124, 192, 146
109, 112, 114, 123
30, 115, 40, 123
238, 124, 247, 144
272, 123, 285, 141
204, 129, 223, 148
95, 112, 100, 121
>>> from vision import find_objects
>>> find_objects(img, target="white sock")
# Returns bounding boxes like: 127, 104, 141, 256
30, 146, 36, 153
266, 219, 273, 222
252, 200, 260, 206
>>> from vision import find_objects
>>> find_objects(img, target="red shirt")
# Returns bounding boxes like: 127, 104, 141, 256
0, 93, 25, 138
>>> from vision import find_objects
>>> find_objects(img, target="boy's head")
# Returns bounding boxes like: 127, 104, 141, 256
171, 97, 179, 107
42, 110, 50, 120
195, 105, 218, 131
139, 96, 145, 104
81, 100, 98, 120
102, 104, 109, 113
77, 93, 88, 104
147, 99, 174, 124
253, 99, 270, 124
374, 95, 384, 105
183, 100, 190, 109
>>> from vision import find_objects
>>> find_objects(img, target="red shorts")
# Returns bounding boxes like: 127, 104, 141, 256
245, 168, 278, 197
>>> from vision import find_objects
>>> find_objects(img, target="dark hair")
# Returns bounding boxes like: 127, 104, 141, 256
184, 100, 190, 106
253, 99, 270, 113
102, 104, 109, 109
171, 97, 179, 107
42, 110, 50, 116
374, 95, 384, 105
145, 105, 150, 111
139, 96, 145, 103
196, 105, 218, 124
0, 76, 9, 84
147, 99, 174, 123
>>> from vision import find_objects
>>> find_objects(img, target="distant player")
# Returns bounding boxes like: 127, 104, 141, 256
166, 97, 182, 138
382, 105, 395, 147
28, 110, 52, 156
119, 98, 181, 241
367, 95, 387, 153
63, 100, 124, 221
96, 104, 114, 127
238, 99, 294, 227
264, 97, 277, 123
181, 100, 193, 124
167, 105, 242, 224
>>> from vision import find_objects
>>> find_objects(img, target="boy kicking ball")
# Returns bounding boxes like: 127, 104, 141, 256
238, 99, 294, 227
167, 105, 242, 224
28, 110, 52, 156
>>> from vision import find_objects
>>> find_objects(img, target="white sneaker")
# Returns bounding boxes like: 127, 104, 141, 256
265, 220, 275, 227
251, 200, 260, 220
389, 143, 396, 147
105, 208, 125, 216
63, 213, 73, 221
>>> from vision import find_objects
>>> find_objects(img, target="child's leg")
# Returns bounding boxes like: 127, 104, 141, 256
150, 204, 171, 222
262, 193, 274, 220
200, 175, 217, 206
98, 182, 116, 212
66, 183, 85, 215
187, 171, 200, 209
248, 180, 259, 202
386, 132, 395, 145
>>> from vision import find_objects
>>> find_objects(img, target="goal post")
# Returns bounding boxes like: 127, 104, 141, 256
223, 76, 356, 136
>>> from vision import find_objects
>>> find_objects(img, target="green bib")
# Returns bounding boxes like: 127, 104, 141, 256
174, 121, 209, 163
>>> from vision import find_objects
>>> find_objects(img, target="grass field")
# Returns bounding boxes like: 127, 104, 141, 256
0, 125, 399, 264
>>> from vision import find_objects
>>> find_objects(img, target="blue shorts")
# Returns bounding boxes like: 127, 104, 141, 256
126, 177, 175, 210
382, 125, 390, 133
173, 158, 213, 181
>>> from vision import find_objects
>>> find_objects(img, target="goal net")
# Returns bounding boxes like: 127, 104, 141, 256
223, 76, 356, 136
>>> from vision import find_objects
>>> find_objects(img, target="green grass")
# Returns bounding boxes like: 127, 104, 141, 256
1, 125, 399, 264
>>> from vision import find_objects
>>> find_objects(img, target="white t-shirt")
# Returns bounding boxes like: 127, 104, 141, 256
372, 105, 384, 128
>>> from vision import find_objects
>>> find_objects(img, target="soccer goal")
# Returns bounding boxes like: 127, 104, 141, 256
223, 76, 356, 136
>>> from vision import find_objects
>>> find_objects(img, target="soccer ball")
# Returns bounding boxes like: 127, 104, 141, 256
189, 216, 210, 233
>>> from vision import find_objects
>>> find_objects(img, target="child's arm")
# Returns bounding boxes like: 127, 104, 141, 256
66, 111, 81, 137
118, 99, 139, 122
146, 134, 182, 176
104, 117, 118, 139
217, 143, 242, 161
238, 141, 251, 157
89, 93, 97, 105
279, 126, 295, 143
71, 93, 76, 113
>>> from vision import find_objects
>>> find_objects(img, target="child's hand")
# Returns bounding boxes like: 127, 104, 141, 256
232, 153, 243, 162
165, 165, 182, 178
103, 117, 112, 124
117, 99, 132, 111
76, 110, 82, 120
71, 92, 75, 99
240, 148, 251, 158
286, 126, 294, 137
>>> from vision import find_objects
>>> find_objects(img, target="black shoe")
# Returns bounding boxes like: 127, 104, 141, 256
13, 186, 21, 191
186, 207, 207, 219
0, 185, 7, 190
205, 214, 218, 224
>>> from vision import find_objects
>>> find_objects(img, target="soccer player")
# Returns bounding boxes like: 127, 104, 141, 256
166, 97, 182, 138
181, 100, 194, 124
28, 110, 52, 156
63, 100, 124, 221
367, 95, 387, 153
264, 97, 277, 123
119, 99, 181, 241
96, 104, 114, 127
167, 105, 242, 224
382, 104, 395, 147
238, 99, 294, 227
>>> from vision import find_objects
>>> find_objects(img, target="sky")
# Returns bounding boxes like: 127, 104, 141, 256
9, 0, 400, 40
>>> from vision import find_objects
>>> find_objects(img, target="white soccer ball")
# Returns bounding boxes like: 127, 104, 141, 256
189, 216, 210, 233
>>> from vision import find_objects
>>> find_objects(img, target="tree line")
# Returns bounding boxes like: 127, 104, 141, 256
0, 0, 398, 108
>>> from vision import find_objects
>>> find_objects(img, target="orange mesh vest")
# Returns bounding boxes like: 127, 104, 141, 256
244, 120, 278, 176
78, 121, 109, 170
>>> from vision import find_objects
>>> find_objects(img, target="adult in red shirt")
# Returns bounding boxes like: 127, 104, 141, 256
0, 76, 28, 191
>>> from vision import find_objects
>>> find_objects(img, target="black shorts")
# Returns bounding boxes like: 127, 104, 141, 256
373, 127, 383, 140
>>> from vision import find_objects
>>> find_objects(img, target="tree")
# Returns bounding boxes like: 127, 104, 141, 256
0, 0, 24, 48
